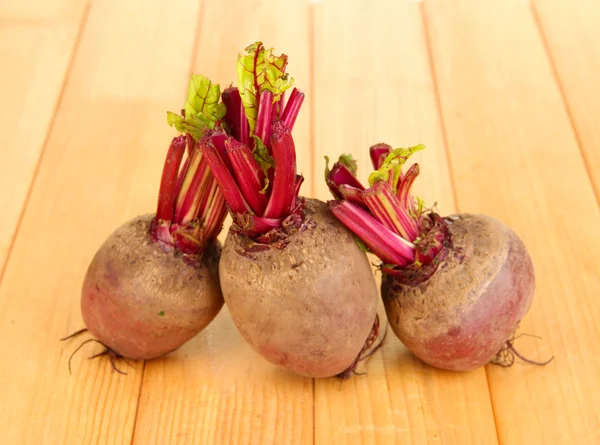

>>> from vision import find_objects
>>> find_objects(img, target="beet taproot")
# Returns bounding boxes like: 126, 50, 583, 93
382, 213, 534, 371
219, 199, 378, 378
327, 144, 549, 371
81, 214, 223, 360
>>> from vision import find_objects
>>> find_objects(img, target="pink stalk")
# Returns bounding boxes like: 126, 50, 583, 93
226, 137, 268, 214
291, 175, 304, 209
175, 156, 212, 225
239, 101, 250, 145
156, 136, 187, 244
222, 87, 243, 141
256, 90, 274, 145
265, 94, 279, 145
174, 148, 202, 219
249, 215, 283, 233
338, 184, 367, 207
175, 157, 190, 199
263, 121, 297, 218
327, 163, 365, 199
210, 127, 233, 171
370, 143, 392, 170
199, 186, 227, 244
277, 90, 286, 119
363, 181, 419, 242
398, 163, 419, 207
281, 88, 305, 131
200, 138, 251, 214
196, 176, 219, 221
186, 133, 195, 155
329, 200, 415, 266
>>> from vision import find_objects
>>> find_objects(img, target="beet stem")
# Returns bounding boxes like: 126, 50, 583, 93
201, 138, 251, 214
226, 138, 268, 214
175, 155, 212, 225
281, 88, 305, 131
201, 185, 227, 243
363, 181, 419, 242
327, 162, 365, 197
156, 136, 187, 224
370, 143, 393, 170
263, 122, 298, 219
256, 90, 274, 145
328, 200, 415, 266
398, 163, 420, 213
222, 87, 243, 141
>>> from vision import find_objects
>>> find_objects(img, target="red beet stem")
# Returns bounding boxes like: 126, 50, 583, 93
256, 90, 274, 146
263, 121, 297, 219
329, 200, 415, 266
249, 215, 283, 233
199, 183, 227, 244
291, 174, 304, 209
210, 127, 234, 171
174, 147, 202, 219
175, 156, 212, 225
281, 88, 305, 131
200, 138, 251, 214
338, 184, 367, 207
398, 163, 419, 209
239, 102, 250, 145
156, 136, 187, 225
363, 181, 419, 242
222, 87, 243, 141
327, 162, 365, 198
369, 143, 392, 170
226, 137, 268, 214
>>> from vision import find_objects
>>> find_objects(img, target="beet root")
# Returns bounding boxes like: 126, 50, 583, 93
81, 214, 223, 360
219, 199, 379, 378
382, 213, 535, 371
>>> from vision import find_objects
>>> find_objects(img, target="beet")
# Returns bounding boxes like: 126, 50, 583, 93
382, 214, 534, 371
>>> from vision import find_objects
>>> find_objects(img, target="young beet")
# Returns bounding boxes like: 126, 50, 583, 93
68, 76, 229, 364
199, 42, 379, 378
326, 145, 551, 371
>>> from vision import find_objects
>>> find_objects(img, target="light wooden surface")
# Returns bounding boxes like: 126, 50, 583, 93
0, 0, 598, 444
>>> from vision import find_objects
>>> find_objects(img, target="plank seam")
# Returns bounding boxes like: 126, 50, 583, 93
0, 0, 92, 290
419, 3, 500, 442
129, 361, 147, 445
529, 3, 600, 205
312, 378, 316, 445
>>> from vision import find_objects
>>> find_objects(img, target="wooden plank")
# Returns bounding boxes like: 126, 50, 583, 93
424, 0, 600, 443
312, 1, 498, 443
131, 1, 314, 444
533, 0, 600, 199
0, 0, 88, 277
0, 0, 83, 22
0, 0, 201, 443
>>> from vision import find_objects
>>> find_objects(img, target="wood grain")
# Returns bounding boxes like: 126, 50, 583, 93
533, 0, 600, 199
312, 1, 497, 443
425, 0, 600, 443
0, 0, 201, 443
131, 1, 314, 444
1, 0, 599, 443
0, 0, 87, 277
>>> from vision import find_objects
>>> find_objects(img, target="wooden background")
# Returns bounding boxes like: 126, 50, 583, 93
1, 0, 599, 443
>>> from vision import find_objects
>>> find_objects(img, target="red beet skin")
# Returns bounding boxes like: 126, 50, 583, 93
81, 215, 223, 360
382, 214, 535, 371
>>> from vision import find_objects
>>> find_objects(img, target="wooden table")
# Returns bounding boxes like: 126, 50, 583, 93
1, 0, 599, 443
